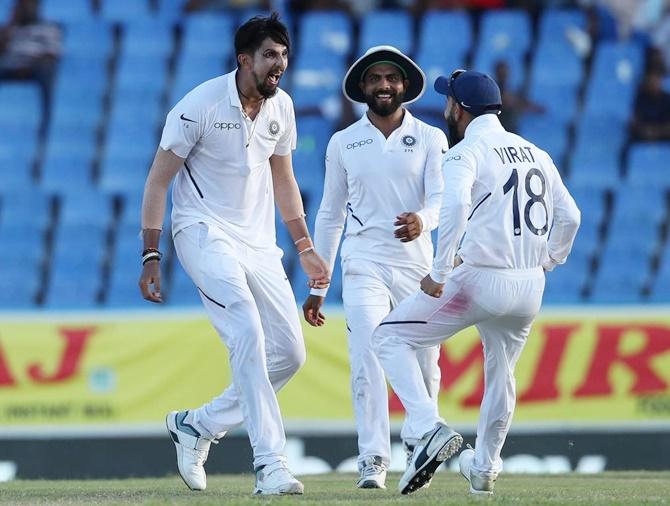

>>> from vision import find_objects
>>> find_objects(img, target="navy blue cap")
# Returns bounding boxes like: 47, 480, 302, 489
434, 70, 502, 116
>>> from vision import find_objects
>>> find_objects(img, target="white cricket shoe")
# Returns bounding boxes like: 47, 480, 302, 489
404, 441, 431, 489
166, 410, 215, 491
356, 456, 387, 489
399, 422, 462, 495
459, 446, 495, 495
254, 460, 304, 495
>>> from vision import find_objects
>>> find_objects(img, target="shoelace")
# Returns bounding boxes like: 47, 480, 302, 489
192, 439, 218, 467
361, 462, 385, 477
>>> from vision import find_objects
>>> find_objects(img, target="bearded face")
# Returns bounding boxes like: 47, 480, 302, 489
445, 98, 464, 146
360, 63, 408, 117
364, 87, 405, 117
249, 38, 288, 98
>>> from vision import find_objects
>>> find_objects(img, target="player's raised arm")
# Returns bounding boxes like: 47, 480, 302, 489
138, 148, 185, 303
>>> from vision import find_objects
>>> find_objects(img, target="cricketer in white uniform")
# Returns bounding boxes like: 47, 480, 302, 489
372, 70, 581, 496
302, 46, 447, 489
138, 14, 329, 496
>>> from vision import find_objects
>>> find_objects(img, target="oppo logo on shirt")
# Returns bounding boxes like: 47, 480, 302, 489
346, 138, 373, 150
214, 122, 241, 130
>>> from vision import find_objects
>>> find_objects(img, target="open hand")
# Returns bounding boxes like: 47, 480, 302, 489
303, 295, 326, 327
394, 212, 423, 242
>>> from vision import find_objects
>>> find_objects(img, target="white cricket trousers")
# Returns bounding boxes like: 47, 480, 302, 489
342, 258, 441, 468
373, 264, 544, 479
173, 222, 305, 469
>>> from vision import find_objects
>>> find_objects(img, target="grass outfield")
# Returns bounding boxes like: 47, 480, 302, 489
2, 472, 669, 505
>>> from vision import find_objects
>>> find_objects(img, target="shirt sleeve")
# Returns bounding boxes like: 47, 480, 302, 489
159, 94, 206, 159
274, 97, 297, 156
310, 134, 348, 297
543, 160, 581, 271
430, 147, 477, 283
415, 128, 448, 232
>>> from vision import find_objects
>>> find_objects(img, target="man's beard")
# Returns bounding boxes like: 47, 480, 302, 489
253, 70, 279, 99
365, 90, 404, 117
446, 111, 463, 146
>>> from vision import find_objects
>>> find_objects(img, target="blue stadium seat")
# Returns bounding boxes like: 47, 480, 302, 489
0, 150, 33, 193
529, 84, 577, 125
529, 45, 583, 91
44, 124, 97, 161
51, 83, 105, 130
99, 153, 152, 195
0, 0, 13, 23
56, 55, 109, 92
413, 52, 466, 112
115, 54, 169, 93
518, 115, 569, 165
40, 153, 94, 195
589, 243, 648, 304
290, 57, 344, 116
625, 142, 670, 188
157, 0, 188, 21
0, 262, 40, 308
418, 10, 471, 61
472, 52, 526, 92
583, 41, 644, 120
0, 83, 42, 130
45, 259, 102, 308
478, 9, 531, 56
59, 192, 114, 227
45, 223, 108, 308
108, 87, 163, 133
0, 124, 39, 162
103, 122, 158, 164
169, 56, 226, 107
473, 10, 531, 90
610, 186, 667, 228
569, 187, 606, 230
100, 0, 152, 22
298, 11, 352, 61
649, 248, 670, 302
122, 18, 174, 58
292, 116, 332, 194
41, 0, 94, 23
358, 11, 413, 56
568, 114, 626, 189
0, 222, 45, 265
0, 191, 52, 228
181, 13, 235, 59
537, 8, 586, 52
542, 249, 589, 304
62, 20, 114, 58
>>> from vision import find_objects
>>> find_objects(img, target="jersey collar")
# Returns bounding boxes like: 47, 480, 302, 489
227, 70, 243, 110
464, 113, 504, 138
361, 107, 414, 130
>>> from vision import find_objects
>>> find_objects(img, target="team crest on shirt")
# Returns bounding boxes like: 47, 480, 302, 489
268, 120, 280, 136
402, 135, 417, 151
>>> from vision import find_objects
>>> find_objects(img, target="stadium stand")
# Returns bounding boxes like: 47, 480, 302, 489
0, 1, 668, 308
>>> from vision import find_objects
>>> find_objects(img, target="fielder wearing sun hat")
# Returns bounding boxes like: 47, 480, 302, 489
343, 45, 426, 104
434, 69, 502, 116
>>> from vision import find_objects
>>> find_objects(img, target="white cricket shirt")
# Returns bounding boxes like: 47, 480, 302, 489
312, 110, 447, 295
160, 70, 297, 249
431, 114, 581, 283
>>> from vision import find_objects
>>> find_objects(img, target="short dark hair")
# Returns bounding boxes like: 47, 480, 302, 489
234, 12, 290, 66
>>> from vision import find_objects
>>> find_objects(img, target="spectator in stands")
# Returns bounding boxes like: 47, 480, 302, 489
0, 0, 61, 124
493, 60, 544, 134
630, 67, 670, 142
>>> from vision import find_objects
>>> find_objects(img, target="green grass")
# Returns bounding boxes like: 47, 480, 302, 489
2, 472, 669, 505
